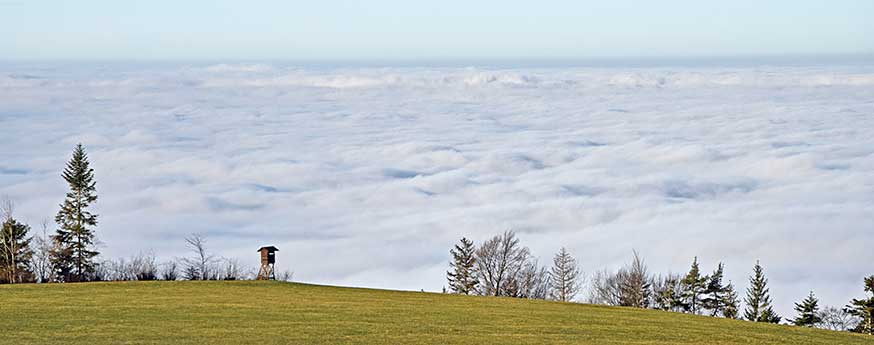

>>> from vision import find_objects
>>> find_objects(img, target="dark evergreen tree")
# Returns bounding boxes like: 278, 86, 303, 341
702, 262, 729, 316
51, 144, 99, 282
744, 261, 781, 323
761, 307, 782, 324
447, 237, 477, 294
722, 281, 741, 319
845, 275, 874, 335
0, 217, 33, 283
681, 257, 708, 314
792, 291, 822, 327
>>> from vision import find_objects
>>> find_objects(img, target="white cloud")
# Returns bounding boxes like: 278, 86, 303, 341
1, 63, 873, 316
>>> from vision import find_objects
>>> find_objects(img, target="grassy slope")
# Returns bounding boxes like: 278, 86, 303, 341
1, 281, 871, 345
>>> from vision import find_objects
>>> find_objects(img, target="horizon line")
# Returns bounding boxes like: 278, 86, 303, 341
2, 53, 872, 68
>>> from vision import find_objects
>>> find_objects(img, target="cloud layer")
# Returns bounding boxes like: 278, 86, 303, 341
1, 62, 873, 316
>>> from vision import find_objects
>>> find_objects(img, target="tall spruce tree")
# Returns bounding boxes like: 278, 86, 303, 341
681, 257, 709, 314
744, 261, 781, 323
845, 275, 874, 335
446, 237, 477, 294
0, 215, 33, 284
52, 144, 99, 282
792, 291, 822, 327
702, 262, 729, 316
549, 247, 582, 302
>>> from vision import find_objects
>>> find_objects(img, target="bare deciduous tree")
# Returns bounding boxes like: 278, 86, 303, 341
221, 258, 244, 280
90, 261, 109, 281
817, 306, 861, 331
1, 198, 16, 282
513, 260, 551, 299
550, 247, 582, 302
617, 250, 652, 308
98, 258, 129, 281
1, 197, 33, 283
182, 263, 200, 280
588, 269, 621, 305
130, 252, 158, 281
0, 197, 11, 224
587, 250, 652, 308
93, 252, 159, 281
476, 230, 530, 296
181, 234, 215, 280
160, 260, 179, 281
29, 220, 55, 283
0, 197, 13, 223
278, 270, 294, 282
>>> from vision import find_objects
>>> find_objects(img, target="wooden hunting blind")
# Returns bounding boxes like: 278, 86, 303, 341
256, 246, 278, 280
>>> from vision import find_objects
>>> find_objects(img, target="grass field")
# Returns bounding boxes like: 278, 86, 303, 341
1, 281, 871, 344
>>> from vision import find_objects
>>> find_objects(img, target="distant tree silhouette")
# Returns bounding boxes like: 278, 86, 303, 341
744, 261, 781, 323
681, 257, 708, 314
792, 291, 822, 327
447, 237, 478, 294
817, 306, 859, 331
845, 276, 874, 334
476, 231, 529, 297
653, 274, 684, 312
0, 198, 33, 283
181, 233, 215, 280
721, 281, 741, 319
702, 262, 732, 317
617, 250, 651, 308
549, 247, 582, 302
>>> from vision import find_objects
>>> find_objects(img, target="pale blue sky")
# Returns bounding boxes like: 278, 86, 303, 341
1, 0, 872, 60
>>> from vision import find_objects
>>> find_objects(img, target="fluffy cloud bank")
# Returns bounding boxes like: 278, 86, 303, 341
1, 62, 872, 316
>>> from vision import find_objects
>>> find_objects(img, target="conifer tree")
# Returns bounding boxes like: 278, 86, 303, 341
792, 291, 822, 327
845, 275, 874, 335
653, 274, 684, 312
722, 281, 741, 319
702, 262, 729, 316
0, 200, 33, 283
446, 237, 477, 294
744, 261, 781, 323
549, 247, 582, 302
51, 144, 99, 282
761, 307, 782, 324
681, 257, 709, 314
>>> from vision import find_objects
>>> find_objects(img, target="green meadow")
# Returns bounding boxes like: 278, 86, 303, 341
1, 281, 871, 344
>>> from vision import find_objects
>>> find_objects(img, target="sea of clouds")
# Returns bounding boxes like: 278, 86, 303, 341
1, 62, 872, 316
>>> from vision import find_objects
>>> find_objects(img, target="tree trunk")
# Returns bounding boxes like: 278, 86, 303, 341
10, 240, 15, 283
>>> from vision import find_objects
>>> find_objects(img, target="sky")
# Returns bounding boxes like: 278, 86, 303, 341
1, 0, 873, 60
